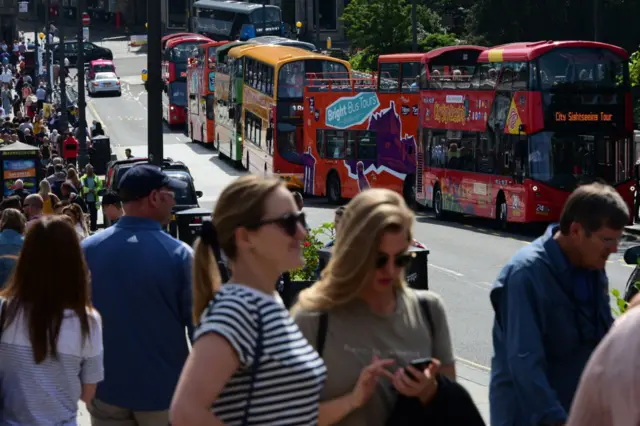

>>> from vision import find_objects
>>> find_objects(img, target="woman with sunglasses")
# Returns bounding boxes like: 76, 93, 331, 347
292, 188, 456, 426
170, 176, 328, 425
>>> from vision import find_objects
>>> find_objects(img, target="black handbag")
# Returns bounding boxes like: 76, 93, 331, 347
386, 293, 486, 426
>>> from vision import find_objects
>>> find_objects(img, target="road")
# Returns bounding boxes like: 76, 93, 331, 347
80, 43, 640, 423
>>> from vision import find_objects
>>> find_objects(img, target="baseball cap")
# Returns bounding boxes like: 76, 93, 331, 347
118, 164, 187, 202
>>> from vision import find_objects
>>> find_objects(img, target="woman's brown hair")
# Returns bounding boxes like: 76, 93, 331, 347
192, 175, 282, 324
66, 168, 82, 191
0, 216, 93, 363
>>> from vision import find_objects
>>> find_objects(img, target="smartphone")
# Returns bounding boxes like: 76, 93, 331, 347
405, 357, 433, 381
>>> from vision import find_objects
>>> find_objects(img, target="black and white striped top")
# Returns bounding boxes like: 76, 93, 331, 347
195, 284, 326, 425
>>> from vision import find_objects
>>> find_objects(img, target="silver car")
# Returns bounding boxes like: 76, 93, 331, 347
88, 72, 121, 96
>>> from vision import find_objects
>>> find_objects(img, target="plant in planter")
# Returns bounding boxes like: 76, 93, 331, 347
611, 256, 640, 316
290, 221, 335, 282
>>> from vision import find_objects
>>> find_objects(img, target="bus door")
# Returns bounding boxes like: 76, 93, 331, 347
231, 57, 242, 141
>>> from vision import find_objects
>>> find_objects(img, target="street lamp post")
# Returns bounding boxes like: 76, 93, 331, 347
314, 0, 320, 47
147, 0, 163, 166
58, 10, 68, 132
45, 0, 52, 97
77, 1, 89, 170
262, 0, 267, 35
295, 21, 302, 40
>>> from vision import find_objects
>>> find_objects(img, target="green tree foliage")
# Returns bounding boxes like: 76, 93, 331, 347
342, 0, 458, 71
631, 50, 640, 87
466, 0, 640, 53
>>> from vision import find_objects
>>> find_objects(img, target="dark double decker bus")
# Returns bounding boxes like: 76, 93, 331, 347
417, 41, 634, 226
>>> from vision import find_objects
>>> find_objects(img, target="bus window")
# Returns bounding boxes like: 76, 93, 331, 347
316, 129, 326, 158
206, 94, 214, 120
471, 63, 499, 90
536, 47, 626, 90
357, 131, 377, 160
511, 62, 529, 90
379, 63, 400, 93
325, 130, 345, 159
401, 62, 421, 93
346, 132, 356, 160
278, 61, 305, 99
250, 7, 281, 25
266, 66, 274, 96
277, 122, 301, 164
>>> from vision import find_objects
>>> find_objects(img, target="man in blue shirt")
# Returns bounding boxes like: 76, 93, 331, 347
0, 208, 24, 287
489, 182, 629, 426
82, 164, 193, 425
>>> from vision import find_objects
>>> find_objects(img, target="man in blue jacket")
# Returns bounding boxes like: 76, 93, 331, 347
489, 182, 629, 426
82, 164, 193, 425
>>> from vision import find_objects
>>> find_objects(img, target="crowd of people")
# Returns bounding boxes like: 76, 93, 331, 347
0, 168, 639, 425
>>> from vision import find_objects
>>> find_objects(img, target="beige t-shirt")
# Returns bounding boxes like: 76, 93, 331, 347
293, 289, 454, 426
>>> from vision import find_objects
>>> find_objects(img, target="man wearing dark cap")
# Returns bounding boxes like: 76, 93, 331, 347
81, 164, 193, 425
101, 190, 123, 226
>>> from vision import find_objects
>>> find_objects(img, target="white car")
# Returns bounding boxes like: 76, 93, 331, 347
88, 72, 121, 96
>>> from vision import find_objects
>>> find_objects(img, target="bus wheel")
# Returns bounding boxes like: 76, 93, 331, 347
245, 150, 250, 171
496, 193, 508, 231
327, 173, 342, 204
433, 186, 445, 220
403, 175, 416, 209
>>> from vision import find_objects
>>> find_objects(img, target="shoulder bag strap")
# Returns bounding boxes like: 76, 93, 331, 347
241, 306, 263, 426
416, 291, 436, 340
317, 312, 328, 357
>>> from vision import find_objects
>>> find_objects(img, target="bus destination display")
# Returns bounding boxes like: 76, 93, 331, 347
554, 111, 614, 123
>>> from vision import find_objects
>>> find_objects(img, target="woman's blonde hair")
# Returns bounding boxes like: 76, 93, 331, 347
192, 175, 283, 324
293, 189, 414, 313
38, 179, 51, 196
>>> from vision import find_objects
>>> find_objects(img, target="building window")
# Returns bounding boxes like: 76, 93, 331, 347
313, 0, 337, 31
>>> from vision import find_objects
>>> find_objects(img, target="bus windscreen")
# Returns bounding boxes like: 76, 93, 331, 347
537, 48, 626, 90
277, 60, 348, 99
250, 8, 281, 25
170, 42, 202, 64
169, 81, 187, 107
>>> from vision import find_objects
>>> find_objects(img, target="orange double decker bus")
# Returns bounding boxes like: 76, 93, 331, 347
416, 41, 634, 227
301, 54, 424, 204
186, 40, 228, 144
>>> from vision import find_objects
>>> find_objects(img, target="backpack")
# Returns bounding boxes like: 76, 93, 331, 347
50, 179, 63, 199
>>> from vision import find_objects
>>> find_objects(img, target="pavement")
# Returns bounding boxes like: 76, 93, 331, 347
626, 223, 640, 236
72, 39, 640, 425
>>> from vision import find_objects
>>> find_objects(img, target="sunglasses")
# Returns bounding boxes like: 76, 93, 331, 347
250, 211, 307, 237
375, 252, 414, 269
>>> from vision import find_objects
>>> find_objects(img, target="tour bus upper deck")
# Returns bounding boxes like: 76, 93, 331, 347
419, 45, 488, 89
377, 53, 424, 93
473, 41, 630, 93
240, 45, 351, 98
161, 33, 198, 53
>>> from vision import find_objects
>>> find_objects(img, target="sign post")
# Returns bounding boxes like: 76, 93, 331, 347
82, 12, 90, 27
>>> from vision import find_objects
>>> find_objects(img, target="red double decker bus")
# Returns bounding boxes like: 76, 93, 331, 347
162, 34, 213, 126
416, 41, 634, 227
301, 53, 423, 203
186, 41, 228, 144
